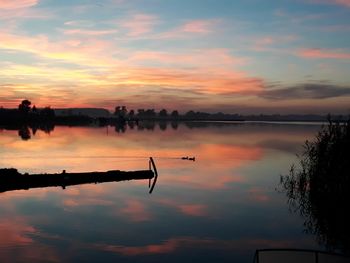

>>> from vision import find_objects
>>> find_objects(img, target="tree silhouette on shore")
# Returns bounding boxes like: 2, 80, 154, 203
280, 119, 350, 254
18, 99, 31, 114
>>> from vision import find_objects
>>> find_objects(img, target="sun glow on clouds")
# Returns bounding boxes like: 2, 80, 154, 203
0, 0, 38, 10
0, 0, 349, 112
0, 26, 263, 108
298, 48, 350, 59
119, 14, 159, 37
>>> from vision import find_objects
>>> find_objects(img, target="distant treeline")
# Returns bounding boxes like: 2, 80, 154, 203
112, 106, 244, 121
112, 106, 348, 122
1, 100, 348, 126
0, 100, 55, 124
0, 100, 92, 126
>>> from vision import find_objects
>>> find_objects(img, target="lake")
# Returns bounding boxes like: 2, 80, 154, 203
0, 122, 325, 262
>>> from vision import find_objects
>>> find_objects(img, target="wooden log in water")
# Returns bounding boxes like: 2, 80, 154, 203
0, 168, 154, 193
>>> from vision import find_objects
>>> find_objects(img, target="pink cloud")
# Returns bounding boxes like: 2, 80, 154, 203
298, 48, 350, 59
252, 35, 298, 51
333, 0, 350, 6
181, 20, 217, 33
63, 29, 118, 36
0, 30, 118, 67
311, 0, 350, 7
114, 66, 263, 95
157, 199, 209, 217
120, 199, 152, 222
0, 217, 61, 262
178, 204, 207, 216
95, 237, 311, 256
119, 14, 159, 37
158, 19, 219, 39
0, 218, 35, 245
127, 49, 246, 68
248, 187, 270, 202
0, 0, 38, 9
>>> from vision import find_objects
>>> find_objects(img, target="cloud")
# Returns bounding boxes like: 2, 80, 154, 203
0, 31, 118, 67
333, 0, 350, 6
298, 48, 350, 59
126, 49, 247, 68
157, 19, 219, 39
157, 199, 209, 217
0, 0, 49, 21
310, 0, 350, 7
120, 199, 152, 222
94, 237, 309, 256
252, 35, 298, 51
262, 83, 350, 100
119, 14, 159, 37
0, 0, 38, 9
180, 20, 217, 33
62, 29, 118, 36
107, 66, 263, 95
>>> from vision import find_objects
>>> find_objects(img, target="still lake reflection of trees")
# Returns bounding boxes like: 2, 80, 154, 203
1, 121, 337, 263
3, 121, 242, 139
280, 120, 350, 255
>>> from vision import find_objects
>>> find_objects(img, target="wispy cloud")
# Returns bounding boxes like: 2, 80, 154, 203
0, 0, 50, 21
157, 19, 219, 39
252, 35, 298, 51
0, 31, 118, 67
310, 0, 350, 7
126, 49, 247, 68
298, 48, 350, 59
0, 0, 39, 9
120, 199, 152, 222
62, 28, 118, 37
262, 83, 350, 100
94, 237, 303, 257
119, 14, 159, 37
180, 19, 217, 33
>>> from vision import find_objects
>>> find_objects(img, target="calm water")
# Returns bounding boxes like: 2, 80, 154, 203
0, 122, 324, 262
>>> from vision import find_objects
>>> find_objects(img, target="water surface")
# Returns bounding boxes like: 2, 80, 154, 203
0, 122, 324, 262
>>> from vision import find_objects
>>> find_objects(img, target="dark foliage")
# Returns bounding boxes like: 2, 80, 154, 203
280, 119, 350, 254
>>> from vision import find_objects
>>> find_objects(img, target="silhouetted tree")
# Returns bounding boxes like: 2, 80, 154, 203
185, 110, 195, 117
40, 107, 55, 118
18, 126, 31, 140
137, 109, 145, 117
114, 106, 121, 116
159, 109, 168, 118
128, 109, 135, 118
121, 106, 127, 117
145, 109, 156, 117
280, 119, 350, 254
171, 110, 179, 118
18, 100, 31, 114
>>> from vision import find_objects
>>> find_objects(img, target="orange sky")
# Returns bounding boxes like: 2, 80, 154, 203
1, 0, 350, 113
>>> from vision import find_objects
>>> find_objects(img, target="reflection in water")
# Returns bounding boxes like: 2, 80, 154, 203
18, 126, 31, 140
3, 121, 248, 140
10, 124, 55, 140
280, 121, 350, 255
0, 122, 329, 263
254, 249, 349, 263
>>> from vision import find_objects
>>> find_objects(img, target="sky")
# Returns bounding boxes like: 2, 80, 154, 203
0, 0, 350, 114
